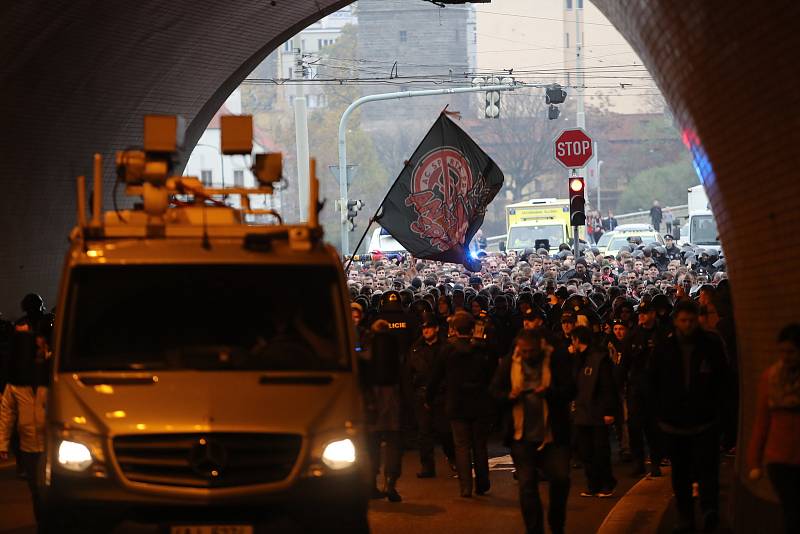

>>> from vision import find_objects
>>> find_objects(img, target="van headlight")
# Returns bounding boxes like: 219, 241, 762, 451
321, 438, 356, 470
58, 440, 93, 471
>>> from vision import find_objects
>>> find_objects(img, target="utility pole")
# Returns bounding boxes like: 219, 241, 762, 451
574, 0, 586, 257
293, 42, 310, 222
337, 83, 518, 256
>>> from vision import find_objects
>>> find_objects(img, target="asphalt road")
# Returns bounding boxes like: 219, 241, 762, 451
0, 447, 643, 534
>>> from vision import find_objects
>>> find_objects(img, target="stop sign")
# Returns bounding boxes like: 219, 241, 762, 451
553, 128, 593, 169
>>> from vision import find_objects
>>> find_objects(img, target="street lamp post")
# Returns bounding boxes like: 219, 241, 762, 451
337, 83, 518, 255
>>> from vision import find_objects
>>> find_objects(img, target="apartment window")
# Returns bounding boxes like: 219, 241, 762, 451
565, 32, 570, 48
200, 170, 212, 185
399, 30, 407, 43
455, 30, 460, 43
283, 41, 291, 52
233, 169, 244, 187
565, 0, 572, 9
318, 94, 328, 107
287, 67, 293, 79
300, 39, 306, 51
577, 0, 583, 8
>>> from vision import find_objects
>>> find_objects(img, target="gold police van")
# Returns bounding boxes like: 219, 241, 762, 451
39, 116, 367, 533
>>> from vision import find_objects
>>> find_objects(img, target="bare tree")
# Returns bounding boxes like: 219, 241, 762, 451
476, 91, 564, 201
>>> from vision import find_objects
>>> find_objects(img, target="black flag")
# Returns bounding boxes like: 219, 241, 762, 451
376, 112, 504, 271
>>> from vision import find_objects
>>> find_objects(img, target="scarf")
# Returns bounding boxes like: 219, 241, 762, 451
768, 359, 800, 409
511, 346, 552, 449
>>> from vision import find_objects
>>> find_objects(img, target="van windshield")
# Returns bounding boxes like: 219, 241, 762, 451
60, 265, 348, 372
507, 225, 564, 249
690, 215, 719, 245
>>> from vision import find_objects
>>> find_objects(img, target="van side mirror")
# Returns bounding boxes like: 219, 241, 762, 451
499, 240, 506, 252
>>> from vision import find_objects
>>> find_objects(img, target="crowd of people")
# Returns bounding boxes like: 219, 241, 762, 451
0, 234, 796, 533
346, 238, 798, 534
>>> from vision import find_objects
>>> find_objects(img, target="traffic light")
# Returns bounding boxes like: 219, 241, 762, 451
346, 199, 364, 231
548, 104, 560, 120
545, 84, 567, 105
485, 90, 500, 119
568, 177, 586, 226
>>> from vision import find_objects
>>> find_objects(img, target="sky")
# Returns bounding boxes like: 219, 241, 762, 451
475, 0, 661, 114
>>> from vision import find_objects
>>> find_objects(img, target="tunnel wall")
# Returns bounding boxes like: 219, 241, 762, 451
2, 2, 800, 530
593, 1, 800, 531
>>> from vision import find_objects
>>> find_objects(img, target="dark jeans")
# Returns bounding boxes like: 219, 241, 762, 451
17, 451, 41, 522
414, 391, 454, 473
663, 426, 719, 523
450, 418, 490, 494
767, 463, 800, 534
576, 425, 616, 493
510, 442, 570, 534
368, 431, 403, 481
627, 402, 663, 466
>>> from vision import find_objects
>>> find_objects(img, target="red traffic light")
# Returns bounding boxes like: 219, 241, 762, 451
569, 178, 584, 192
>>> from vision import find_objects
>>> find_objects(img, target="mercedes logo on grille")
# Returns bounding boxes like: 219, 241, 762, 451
189, 437, 228, 478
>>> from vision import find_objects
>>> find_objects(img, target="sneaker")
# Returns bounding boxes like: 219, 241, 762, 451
579, 491, 596, 497
476, 483, 491, 496
597, 489, 615, 498
386, 488, 402, 503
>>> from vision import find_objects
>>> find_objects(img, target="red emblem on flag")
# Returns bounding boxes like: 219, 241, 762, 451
404, 147, 474, 251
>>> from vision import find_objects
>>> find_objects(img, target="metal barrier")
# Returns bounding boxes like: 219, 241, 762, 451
614, 204, 689, 227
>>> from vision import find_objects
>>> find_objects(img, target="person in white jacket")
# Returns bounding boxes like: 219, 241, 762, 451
0, 334, 49, 524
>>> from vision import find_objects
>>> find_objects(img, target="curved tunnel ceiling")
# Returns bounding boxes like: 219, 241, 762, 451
2, 0, 800, 529
0, 0, 351, 311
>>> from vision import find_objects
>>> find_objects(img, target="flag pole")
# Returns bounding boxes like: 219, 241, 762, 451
343, 206, 383, 274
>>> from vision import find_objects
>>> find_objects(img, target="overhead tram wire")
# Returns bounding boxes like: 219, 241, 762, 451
473, 10, 616, 27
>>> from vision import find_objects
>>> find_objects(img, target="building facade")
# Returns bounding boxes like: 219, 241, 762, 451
356, 0, 477, 121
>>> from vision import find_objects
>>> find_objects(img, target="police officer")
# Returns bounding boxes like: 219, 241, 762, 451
362, 319, 405, 502
572, 326, 619, 498
427, 312, 494, 498
408, 315, 454, 478
621, 300, 664, 477
374, 290, 418, 352
663, 235, 681, 261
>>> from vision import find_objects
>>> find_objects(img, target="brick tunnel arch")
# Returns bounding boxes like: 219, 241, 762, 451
1, 1, 798, 530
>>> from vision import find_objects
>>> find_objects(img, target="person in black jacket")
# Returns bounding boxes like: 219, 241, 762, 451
649, 299, 728, 534
491, 329, 576, 534
427, 312, 494, 498
572, 326, 619, 498
621, 300, 665, 477
408, 316, 454, 478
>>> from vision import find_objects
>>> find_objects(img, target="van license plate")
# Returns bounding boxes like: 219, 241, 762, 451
170, 526, 253, 534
